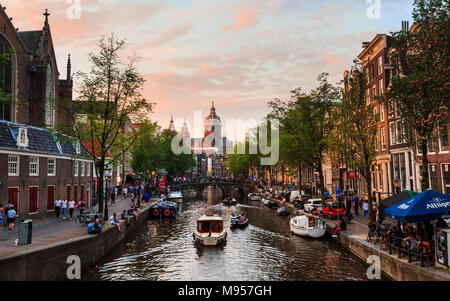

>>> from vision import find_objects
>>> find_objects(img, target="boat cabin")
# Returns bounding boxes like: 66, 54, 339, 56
196, 216, 224, 234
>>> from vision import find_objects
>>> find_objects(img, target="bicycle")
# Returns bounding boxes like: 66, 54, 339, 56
367, 220, 383, 243
75, 211, 104, 227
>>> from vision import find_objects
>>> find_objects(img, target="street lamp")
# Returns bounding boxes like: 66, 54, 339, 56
103, 166, 112, 220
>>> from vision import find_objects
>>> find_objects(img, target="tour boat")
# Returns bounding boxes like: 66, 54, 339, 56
290, 215, 326, 238
150, 201, 179, 218
168, 191, 183, 200
230, 216, 249, 229
193, 213, 227, 246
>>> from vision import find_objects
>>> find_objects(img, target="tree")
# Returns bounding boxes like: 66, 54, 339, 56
159, 129, 196, 177
130, 121, 162, 177
333, 65, 378, 221
269, 73, 340, 206
387, 0, 450, 190
57, 33, 153, 217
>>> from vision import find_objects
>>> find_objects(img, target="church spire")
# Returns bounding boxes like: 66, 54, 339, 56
43, 9, 50, 27
67, 54, 72, 82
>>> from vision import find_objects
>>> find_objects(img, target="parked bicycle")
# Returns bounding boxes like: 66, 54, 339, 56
367, 220, 384, 243
75, 211, 104, 227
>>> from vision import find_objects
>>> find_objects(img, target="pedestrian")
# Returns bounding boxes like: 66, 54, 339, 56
6, 205, 17, 231
0, 203, 4, 229
77, 199, 86, 216
363, 201, 369, 217
111, 190, 116, 205
55, 198, 61, 218
68, 198, 75, 220
353, 195, 359, 215
61, 197, 68, 219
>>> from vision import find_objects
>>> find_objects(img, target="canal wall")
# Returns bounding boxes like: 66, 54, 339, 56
266, 196, 450, 281
0, 207, 151, 281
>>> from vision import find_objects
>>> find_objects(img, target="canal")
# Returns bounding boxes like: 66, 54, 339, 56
84, 188, 387, 281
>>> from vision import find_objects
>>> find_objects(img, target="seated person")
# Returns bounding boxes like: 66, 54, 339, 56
88, 218, 102, 234
231, 213, 238, 224
239, 215, 246, 223
332, 220, 346, 237
404, 233, 418, 252
109, 212, 123, 231
417, 235, 432, 254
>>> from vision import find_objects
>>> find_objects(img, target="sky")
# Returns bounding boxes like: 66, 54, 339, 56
4, 0, 415, 140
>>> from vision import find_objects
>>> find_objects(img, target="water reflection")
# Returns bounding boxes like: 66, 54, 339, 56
83, 187, 387, 281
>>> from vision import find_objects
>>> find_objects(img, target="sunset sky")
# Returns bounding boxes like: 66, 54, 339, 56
4, 0, 414, 140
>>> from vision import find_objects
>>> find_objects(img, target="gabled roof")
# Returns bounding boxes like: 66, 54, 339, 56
18, 31, 43, 54
0, 120, 91, 158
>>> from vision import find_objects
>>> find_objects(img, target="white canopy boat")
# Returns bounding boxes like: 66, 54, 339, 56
290, 215, 326, 238
168, 191, 183, 200
193, 213, 227, 246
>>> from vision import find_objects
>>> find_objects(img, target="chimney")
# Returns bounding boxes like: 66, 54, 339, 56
401, 20, 410, 32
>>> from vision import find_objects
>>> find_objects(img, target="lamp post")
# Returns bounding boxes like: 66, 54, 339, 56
103, 166, 112, 220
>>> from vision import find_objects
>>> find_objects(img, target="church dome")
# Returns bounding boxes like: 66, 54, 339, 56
205, 101, 221, 122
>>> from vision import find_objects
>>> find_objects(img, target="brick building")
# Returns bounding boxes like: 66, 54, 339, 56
0, 7, 94, 217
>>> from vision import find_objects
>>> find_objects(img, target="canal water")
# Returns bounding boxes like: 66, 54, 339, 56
84, 188, 386, 281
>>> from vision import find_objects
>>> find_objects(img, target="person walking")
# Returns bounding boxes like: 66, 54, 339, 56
61, 197, 68, 219
363, 201, 369, 217
353, 195, 359, 216
55, 198, 61, 218
77, 199, 86, 216
0, 203, 5, 229
68, 198, 75, 220
6, 205, 17, 231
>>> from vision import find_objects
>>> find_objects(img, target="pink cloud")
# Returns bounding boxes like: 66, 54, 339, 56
222, 7, 259, 33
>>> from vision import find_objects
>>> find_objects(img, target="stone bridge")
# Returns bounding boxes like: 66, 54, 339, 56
178, 181, 256, 199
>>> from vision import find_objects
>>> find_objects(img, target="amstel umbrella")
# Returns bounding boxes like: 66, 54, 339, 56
379, 190, 418, 219
385, 190, 450, 223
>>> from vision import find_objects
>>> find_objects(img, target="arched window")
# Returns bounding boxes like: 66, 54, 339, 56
0, 34, 13, 121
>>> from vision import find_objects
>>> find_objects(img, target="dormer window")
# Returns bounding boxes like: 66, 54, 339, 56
17, 127, 29, 148
76, 141, 81, 155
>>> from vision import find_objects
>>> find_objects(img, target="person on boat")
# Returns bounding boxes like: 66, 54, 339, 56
231, 213, 238, 224
239, 215, 246, 223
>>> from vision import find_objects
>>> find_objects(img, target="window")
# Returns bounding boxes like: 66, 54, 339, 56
17, 127, 29, 147
428, 134, 436, 153
8, 155, 19, 176
29, 157, 39, 176
380, 103, 385, 122
81, 162, 85, 177
372, 86, 377, 101
439, 123, 448, 152
390, 123, 396, 146
48, 158, 56, 176
381, 127, 386, 150
0, 34, 13, 121
378, 56, 383, 74
87, 162, 91, 177
379, 79, 384, 96
74, 161, 78, 177
371, 64, 376, 80
429, 164, 438, 191
366, 89, 371, 105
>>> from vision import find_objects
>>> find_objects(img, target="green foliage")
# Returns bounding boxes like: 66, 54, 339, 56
387, 0, 450, 190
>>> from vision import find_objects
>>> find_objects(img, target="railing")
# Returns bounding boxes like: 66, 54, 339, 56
388, 235, 434, 267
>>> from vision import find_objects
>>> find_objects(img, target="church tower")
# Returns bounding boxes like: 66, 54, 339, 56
168, 115, 176, 132
203, 101, 222, 148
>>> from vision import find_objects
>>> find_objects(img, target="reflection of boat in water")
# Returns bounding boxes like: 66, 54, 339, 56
168, 191, 183, 201
230, 215, 249, 229
223, 198, 237, 206
290, 215, 326, 238
149, 201, 179, 218
193, 213, 227, 246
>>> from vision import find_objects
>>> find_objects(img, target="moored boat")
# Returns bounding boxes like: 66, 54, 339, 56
223, 198, 237, 206
150, 200, 179, 218
168, 191, 183, 200
261, 198, 271, 206
290, 215, 326, 238
248, 193, 261, 201
193, 213, 227, 246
